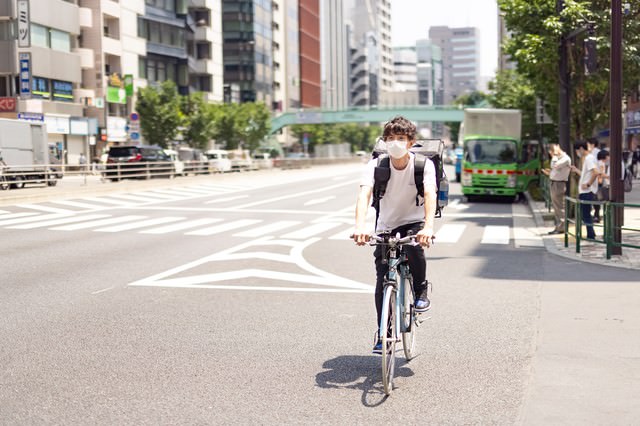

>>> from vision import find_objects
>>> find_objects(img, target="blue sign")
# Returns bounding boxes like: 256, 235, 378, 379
130, 132, 140, 140
18, 112, 44, 122
19, 52, 31, 97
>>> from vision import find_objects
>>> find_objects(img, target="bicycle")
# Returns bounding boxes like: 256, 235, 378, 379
369, 231, 429, 395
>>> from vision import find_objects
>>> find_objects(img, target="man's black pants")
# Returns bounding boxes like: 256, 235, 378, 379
373, 222, 427, 328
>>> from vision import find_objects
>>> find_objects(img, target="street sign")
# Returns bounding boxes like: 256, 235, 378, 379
19, 52, 31, 99
536, 98, 553, 125
17, 0, 30, 48
130, 112, 139, 121
95, 97, 104, 108
130, 132, 140, 140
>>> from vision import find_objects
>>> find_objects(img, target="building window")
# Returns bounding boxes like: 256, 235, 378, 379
31, 23, 49, 48
32, 77, 50, 99
50, 29, 71, 52
52, 80, 73, 102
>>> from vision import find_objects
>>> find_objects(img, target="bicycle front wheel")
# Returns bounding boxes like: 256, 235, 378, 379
401, 274, 417, 360
380, 284, 397, 395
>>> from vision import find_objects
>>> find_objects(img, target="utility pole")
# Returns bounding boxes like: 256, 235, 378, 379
610, 0, 624, 255
557, 0, 571, 160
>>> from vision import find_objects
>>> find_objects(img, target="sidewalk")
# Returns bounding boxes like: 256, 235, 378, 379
526, 177, 640, 270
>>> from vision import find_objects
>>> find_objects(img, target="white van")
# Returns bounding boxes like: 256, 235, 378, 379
252, 152, 273, 169
205, 149, 232, 173
164, 149, 185, 176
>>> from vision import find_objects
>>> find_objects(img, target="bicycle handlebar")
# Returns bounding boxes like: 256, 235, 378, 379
368, 233, 424, 247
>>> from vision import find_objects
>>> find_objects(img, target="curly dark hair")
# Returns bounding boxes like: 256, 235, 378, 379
382, 116, 417, 140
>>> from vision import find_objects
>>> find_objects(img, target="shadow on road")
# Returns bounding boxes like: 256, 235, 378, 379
315, 355, 414, 407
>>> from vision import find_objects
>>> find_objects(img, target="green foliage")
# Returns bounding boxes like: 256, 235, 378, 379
290, 123, 380, 154
209, 102, 271, 151
498, 0, 640, 139
136, 81, 182, 148
180, 93, 216, 150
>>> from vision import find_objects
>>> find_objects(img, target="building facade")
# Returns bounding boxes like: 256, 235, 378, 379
429, 26, 479, 105
298, 0, 321, 107
320, 0, 348, 110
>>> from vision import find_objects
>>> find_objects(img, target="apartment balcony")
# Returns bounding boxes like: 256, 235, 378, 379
191, 58, 214, 75
79, 7, 93, 28
101, 0, 120, 18
102, 36, 122, 57
74, 88, 96, 104
351, 91, 370, 106
195, 25, 214, 41
73, 48, 94, 69
190, 0, 214, 9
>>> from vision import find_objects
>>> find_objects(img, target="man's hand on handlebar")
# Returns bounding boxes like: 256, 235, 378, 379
416, 228, 435, 248
352, 230, 370, 246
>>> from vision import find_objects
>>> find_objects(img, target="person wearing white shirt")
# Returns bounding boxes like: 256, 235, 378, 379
541, 143, 571, 234
571, 141, 600, 239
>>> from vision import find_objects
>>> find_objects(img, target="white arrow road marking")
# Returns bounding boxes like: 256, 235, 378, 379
304, 196, 336, 206
129, 236, 373, 294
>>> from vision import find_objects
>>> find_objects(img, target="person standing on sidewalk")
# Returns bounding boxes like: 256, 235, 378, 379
542, 143, 571, 234
571, 141, 601, 240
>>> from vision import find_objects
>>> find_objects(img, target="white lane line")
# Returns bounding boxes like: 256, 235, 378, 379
0, 213, 68, 227
51, 215, 147, 231
304, 196, 336, 206
140, 218, 223, 234
91, 286, 114, 295
15, 204, 73, 214
434, 224, 466, 243
50, 200, 108, 210
80, 196, 133, 206
328, 226, 354, 240
185, 219, 262, 236
8, 214, 111, 230
95, 216, 185, 233
281, 222, 342, 239
481, 225, 510, 245
204, 195, 249, 204
0, 212, 40, 221
232, 220, 301, 238
104, 193, 163, 203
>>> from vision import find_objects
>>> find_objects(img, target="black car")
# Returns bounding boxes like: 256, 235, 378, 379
104, 145, 174, 180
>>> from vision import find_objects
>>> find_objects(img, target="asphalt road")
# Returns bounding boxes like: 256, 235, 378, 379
1, 163, 638, 424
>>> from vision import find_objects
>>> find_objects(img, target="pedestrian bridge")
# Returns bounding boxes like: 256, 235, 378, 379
269, 106, 465, 134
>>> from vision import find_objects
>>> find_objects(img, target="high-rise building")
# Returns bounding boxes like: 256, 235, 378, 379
347, 0, 393, 106
416, 39, 444, 137
222, 0, 273, 104
320, 0, 348, 110
0, 0, 91, 164
393, 46, 417, 92
189, 0, 224, 102
298, 0, 321, 107
498, 13, 515, 73
429, 26, 479, 104
272, 0, 300, 112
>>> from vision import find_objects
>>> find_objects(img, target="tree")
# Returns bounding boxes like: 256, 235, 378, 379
180, 93, 216, 150
498, 0, 640, 140
136, 81, 182, 148
235, 102, 271, 152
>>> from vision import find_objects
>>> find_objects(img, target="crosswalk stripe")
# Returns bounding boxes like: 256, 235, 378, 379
204, 195, 249, 204
104, 193, 162, 203
0, 210, 10, 214
328, 226, 354, 240
140, 218, 223, 234
0, 213, 67, 227
435, 224, 466, 243
15, 204, 73, 214
0, 212, 40, 222
50, 200, 108, 210
148, 188, 213, 197
512, 203, 544, 247
51, 215, 147, 231
185, 219, 262, 236
281, 222, 342, 239
481, 225, 510, 244
130, 191, 181, 200
232, 220, 301, 237
94, 216, 185, 233
80, 196, 133, 206
7, 214, 111, 230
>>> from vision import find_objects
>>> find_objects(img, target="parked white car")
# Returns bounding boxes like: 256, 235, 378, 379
204, 149, 232, 173
252, 152, 273, 169
164, 149, 185, 176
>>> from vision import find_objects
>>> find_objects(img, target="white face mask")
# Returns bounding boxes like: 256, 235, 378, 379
387, 140, 408, 158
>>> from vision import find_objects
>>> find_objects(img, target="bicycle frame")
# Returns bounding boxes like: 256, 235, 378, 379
382, 251, 413, 337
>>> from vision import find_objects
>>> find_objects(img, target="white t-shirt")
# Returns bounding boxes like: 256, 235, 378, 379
361, 153, 437, 232
579, 153, 599, 194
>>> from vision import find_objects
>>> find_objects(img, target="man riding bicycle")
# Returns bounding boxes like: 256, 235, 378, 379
352, 116, 437, 353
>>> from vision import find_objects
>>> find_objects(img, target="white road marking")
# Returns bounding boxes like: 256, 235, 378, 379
0, 210, 10, 214
51, 215, 147, 231
91, 286, 114, 295
95, 216, 184, 233
185, 219, 262, 236
104, 193, 163, 203
80, 196, 133, 206
140, 218, 223, 234
232, 220, 301, 237
15, 204, 73, 214
281, 222, 342, 239
0, 212, 40, 222
204, 195, 249, 204
304, 196, 336, 206
7, 214, 111, 229
512, 203, 544, 247
131, 191, 182, 200
481, 225, 510, 244
154, 187, 214, 196
434, 224, 466, 243
50, 200, 108, 210
0, 213, 68, 227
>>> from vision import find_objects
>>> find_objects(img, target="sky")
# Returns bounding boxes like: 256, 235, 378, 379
391, 0, 499, 78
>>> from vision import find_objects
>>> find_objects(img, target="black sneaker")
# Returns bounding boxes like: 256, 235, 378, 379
415, 296, 431, 313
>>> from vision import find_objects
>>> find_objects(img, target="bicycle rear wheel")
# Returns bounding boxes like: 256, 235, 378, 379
380, 284, 397, 395
401, 275, 417, 360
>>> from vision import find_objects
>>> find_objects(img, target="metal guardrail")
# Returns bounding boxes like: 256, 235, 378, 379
564, 196, 640, 259
540, 174, 552, 212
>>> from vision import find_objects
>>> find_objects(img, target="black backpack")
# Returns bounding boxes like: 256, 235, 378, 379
371, 139, 448, 224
